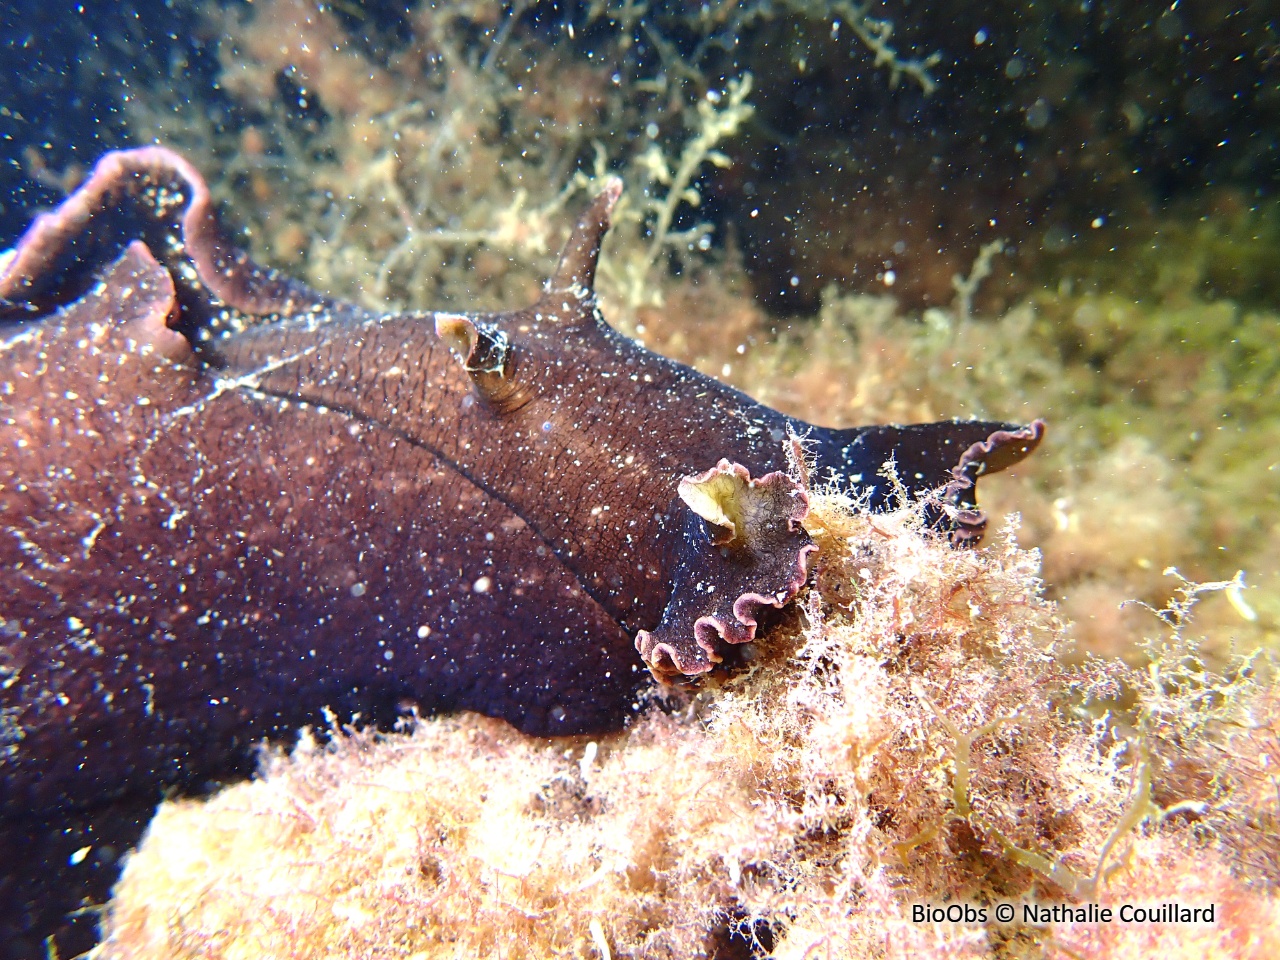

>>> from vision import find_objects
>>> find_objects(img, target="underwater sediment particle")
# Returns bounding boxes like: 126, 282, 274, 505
0, 147, 1042, 821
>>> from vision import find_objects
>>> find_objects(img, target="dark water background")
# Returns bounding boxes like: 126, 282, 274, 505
3, 1, 1278, 307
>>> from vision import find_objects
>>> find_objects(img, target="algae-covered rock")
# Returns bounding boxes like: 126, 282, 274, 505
99, 494, 1280, 959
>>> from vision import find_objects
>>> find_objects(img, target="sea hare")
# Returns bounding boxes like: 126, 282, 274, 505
0, 147, 1042, 815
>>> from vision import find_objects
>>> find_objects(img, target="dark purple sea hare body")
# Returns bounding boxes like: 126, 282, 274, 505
0, 147, 1042, 818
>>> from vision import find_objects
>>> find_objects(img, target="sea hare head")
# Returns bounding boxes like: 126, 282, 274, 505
636, 460, 816, 680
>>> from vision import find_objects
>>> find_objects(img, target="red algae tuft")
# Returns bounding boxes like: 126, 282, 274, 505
99, 491, 1280, 959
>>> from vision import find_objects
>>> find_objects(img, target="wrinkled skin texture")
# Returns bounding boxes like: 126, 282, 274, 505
0, 148, 1041, 824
